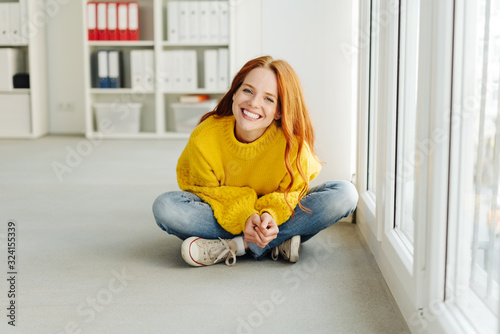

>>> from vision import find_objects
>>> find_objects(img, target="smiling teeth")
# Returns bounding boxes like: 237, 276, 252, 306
243, 109, 260, 119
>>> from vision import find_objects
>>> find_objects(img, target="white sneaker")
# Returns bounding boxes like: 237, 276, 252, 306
181, 237, 238, 267
271, 235, 301, 263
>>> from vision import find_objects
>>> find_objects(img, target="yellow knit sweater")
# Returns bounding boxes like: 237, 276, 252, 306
176, 115, 321, 235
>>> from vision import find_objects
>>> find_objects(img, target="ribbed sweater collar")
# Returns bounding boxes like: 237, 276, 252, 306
220, 116, 282, 159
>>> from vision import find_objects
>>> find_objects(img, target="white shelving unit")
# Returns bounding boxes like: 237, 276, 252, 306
0, 0, 48, 139
82, 0, 234, 139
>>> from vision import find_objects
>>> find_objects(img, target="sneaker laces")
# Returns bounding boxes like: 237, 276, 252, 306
208, 238, 237, 266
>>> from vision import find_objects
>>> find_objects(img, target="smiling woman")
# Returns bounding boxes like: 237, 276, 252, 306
152, 55, 359, 268
231, 68, 281, 143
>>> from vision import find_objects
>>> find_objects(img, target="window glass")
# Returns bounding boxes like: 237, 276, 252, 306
447, 0, 500, 332
367, 0, 379, 198
394, 0, 420, 252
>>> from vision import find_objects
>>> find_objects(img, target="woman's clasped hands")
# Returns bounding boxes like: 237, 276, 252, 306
244, 212, 279, 248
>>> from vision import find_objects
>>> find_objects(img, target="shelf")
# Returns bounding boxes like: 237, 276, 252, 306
88, 41, 155, 47
86, 131, 190, 140
162, 89, 227, 95
90, 89, 227, 96
0, 43, 29, 47
162, 41, 229, 47
0, 89, 30, 94
0, 133, 39, 139
0, 0, 48, 139
83, 0, 233, 139
90, 88, 155, 94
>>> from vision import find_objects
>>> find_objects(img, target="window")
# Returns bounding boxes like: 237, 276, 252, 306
367, 0, 379, 199
356, 0, 500, 333
356, 0, 421, 317
394, 0, 420, 252
446, 0, 500, 332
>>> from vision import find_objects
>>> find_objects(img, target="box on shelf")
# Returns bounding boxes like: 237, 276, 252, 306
94, 103, 142, 133
171, 99, 217, 132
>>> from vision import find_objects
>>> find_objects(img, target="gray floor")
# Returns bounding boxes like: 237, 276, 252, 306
0, 136, 410, 334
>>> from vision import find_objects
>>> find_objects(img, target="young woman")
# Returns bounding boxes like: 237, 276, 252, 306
153, 56, 358, 267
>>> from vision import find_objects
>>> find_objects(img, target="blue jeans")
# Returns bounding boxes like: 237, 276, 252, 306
152, 180, 358, 259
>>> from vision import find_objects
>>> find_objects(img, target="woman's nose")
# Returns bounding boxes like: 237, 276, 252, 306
249, 95, 260, 109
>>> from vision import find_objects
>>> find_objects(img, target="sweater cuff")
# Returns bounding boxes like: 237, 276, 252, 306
259, 208, 289, 226
239, 207, 259, 233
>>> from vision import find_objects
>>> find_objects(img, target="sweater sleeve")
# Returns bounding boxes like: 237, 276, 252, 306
177, 139, 259, 235
255, 144, 321, 226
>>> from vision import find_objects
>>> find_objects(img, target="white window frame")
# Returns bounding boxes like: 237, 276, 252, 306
410, 0, 455, 332
356, 0, 420, 322
366, 0, 380, 202
441, 0, 500, 332
393, 0, 420, 253
354, 0, 498, 333
356, 0, 379, 242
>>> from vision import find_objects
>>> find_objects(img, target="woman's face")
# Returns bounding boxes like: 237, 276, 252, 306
232, 67, 281, 143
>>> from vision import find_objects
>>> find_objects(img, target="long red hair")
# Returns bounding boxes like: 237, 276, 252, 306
200, 55, 317, 215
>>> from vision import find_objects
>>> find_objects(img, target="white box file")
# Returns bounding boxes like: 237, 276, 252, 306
94, 103, 142, 133
171, 99, 217, 132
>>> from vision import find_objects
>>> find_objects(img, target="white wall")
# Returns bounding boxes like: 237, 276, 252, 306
261, 0, 357, 182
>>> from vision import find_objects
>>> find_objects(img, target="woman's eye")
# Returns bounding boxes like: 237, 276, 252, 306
243, 88, 252, 94
266, 97, 274, 103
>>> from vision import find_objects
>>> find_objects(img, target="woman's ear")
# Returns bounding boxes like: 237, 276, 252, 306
274, 110, 282, 120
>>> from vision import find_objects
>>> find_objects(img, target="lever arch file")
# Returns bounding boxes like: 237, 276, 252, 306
219, 2, 229, 43
128, 2, 139, 40
117, 3, 128, 40
8, 3, 21, 44
130, 50, 143, 90
208, 2, 220, 43
183, 50, 197, 90
217, 48, 229, 90
97, 50, 110, 88
0, 4, 9, 44
0, 3, 25, 44
204, 49, 217, 90
198, 1, 210, 43
96, 2, 107, 40
167, 1, 179, 42
143, 49, 155, 91
107, 3, 118, 40
188, 2, 200, 42
178, 1, 189, 42
87, 2, 97, 40
108, 50, 120, 88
